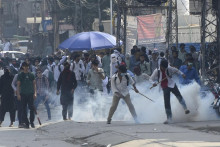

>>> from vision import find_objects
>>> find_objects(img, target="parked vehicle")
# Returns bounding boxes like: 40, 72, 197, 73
13, 40, 32, 53
210, 82, 220, 116
0, 51, 25, 60
203, 76, 220, 116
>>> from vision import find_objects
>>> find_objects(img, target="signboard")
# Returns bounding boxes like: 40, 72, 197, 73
42, 20, 52, 32
137, 14, 165, 45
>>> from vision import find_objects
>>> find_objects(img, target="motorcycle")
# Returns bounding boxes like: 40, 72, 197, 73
210, 83, 220, 115
204, 79, 220, 116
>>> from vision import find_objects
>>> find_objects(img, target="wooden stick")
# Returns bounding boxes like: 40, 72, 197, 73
34, 107, 42, 125
132, 89, 154, 102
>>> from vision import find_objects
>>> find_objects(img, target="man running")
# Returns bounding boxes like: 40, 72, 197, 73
57, 62, 77, 120
150, 59, 190, 124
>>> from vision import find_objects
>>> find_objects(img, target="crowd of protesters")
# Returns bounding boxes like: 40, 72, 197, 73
0, 42, 216, 128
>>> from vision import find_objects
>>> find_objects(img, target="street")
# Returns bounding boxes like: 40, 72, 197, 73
0, 99, 220, 147
0, 118, 220, 147
0, 82, 220, 147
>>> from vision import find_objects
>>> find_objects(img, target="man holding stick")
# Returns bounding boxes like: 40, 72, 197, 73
107, 64, 139, 124
150, 59, 190, 124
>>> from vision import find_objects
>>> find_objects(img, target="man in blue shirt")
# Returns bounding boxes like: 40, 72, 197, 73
179, 57, 201, 85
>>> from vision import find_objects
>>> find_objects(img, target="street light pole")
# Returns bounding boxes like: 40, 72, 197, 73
16, 2, 20, 35
34, 0, 37, 24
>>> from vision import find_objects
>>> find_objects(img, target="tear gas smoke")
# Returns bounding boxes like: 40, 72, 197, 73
51, 81, 219, 124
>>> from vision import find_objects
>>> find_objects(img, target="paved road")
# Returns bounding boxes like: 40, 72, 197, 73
0, 99, 219, 147
0, 118, 220, 147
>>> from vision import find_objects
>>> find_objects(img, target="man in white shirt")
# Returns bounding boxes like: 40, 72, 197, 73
52, 57, 64, 83
179, 43, 187, 63
110, 50, 123, 77
3, 40, 10, 51
133, 66, 150, 84
107, 64, 139, 124
70, 54, 85, 82
150, 59, 190, 124
70, 54, 85, 103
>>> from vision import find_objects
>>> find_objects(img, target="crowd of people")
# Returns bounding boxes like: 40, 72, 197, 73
0, 43, 209, 128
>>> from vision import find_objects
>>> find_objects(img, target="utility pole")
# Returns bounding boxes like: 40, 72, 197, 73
79, 0, 83, 32
122, 2, 127, 54
52, 0, 59, 52
217, 0, 220, 82
42, 0, 46, 21
34, 0, 37, 24
201, 0, 206, 80
0, 0, 3, 38
74, 0, 78, 33
110, 0, 113, 35
40, 0, 46, 55
98, 0, 103, 32
116, 0, 122, 46
16, 2, 20, 35
166, 0, 178, 54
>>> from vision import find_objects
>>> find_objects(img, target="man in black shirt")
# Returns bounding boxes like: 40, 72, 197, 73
57, 62, 77, 120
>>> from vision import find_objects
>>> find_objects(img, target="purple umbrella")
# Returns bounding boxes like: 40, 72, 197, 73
59, 31, 121, 51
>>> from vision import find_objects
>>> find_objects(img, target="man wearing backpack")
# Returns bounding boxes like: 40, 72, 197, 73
107, 64, 139, 124
42, 57, 55, 88
70, 54, 85, 83
52, 56, 64, 84
150, 59, 190, 124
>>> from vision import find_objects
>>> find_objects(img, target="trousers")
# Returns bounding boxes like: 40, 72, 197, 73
162, 85, 187, 119
34, 95, 51, 119
107, 93, 137, 121
21, 93, 35, 125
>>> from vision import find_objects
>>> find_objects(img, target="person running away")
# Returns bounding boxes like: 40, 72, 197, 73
57, 62, 77, 120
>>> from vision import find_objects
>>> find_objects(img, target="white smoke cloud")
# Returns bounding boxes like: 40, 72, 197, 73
61, 80, 219, 124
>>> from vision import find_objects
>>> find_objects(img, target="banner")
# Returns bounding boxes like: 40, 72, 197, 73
137, 14, 165, 45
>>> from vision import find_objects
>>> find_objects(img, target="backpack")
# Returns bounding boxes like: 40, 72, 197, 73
114, 72, 129, 86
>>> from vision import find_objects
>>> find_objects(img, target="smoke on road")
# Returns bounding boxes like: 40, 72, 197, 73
53, 81, 219, 124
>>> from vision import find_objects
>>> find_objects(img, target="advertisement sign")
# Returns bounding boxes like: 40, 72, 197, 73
137, 14, 165, 45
